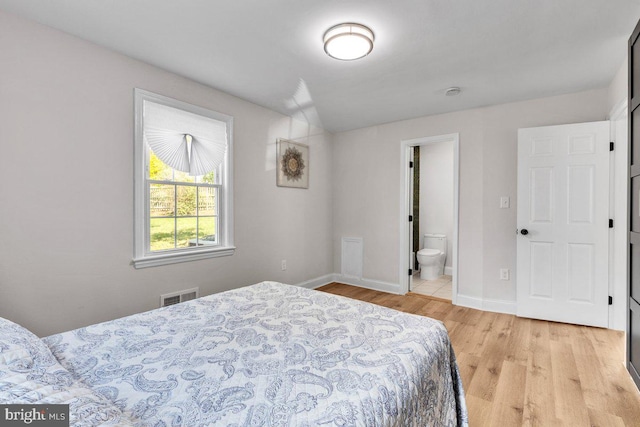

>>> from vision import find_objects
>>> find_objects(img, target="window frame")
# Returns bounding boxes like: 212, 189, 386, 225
133, 89, 234, 268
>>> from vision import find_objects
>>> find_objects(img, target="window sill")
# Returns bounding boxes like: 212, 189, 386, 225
133, 246, 235, 269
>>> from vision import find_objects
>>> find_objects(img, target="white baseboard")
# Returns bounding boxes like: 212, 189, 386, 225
295, 275, 515, 316
294, 274, 336, 290
294, 273, 401, 294
444, 266, 453, 275
334, 275, 402, 294
456, 294, 516, 315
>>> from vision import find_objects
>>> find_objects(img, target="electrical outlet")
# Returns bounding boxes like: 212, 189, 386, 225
281, 260, 287, 271
500, 268, 510, 280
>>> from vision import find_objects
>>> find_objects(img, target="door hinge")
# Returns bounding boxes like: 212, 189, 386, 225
409, 161, 414, 168
409, 215, 413, 222
609, 219, 614, 228
610, 142, 614, 151
408, 269, 413, 276
609, 296, 613, 305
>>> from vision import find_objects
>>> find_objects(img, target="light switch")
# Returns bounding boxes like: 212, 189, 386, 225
500, 196, 510, 209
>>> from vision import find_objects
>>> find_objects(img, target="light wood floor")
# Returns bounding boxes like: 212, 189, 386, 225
317, 283, 640, 426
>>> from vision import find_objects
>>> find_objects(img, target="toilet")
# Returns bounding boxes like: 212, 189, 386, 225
416, 233, 447, 280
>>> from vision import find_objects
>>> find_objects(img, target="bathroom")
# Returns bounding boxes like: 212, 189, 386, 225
411, 140, 454, 300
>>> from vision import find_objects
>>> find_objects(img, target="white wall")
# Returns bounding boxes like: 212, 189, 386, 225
0, 10, 334, 337
0, 9, 627, 335
608, 58, 628, 111
333, 89, 609, 307
419, 141, 453, 269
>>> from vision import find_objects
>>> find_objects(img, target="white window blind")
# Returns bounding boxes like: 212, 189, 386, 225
143, 101, 228, 176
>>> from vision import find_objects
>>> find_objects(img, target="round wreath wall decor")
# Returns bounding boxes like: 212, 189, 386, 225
281, 146, 306, 181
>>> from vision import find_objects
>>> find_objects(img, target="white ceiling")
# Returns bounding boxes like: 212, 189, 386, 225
1, 0, 639, 132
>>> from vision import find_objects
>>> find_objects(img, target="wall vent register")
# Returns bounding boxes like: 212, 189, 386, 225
160, 287, 199, 307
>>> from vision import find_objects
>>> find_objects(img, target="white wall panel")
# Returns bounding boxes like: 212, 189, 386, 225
568, 135, 596, 155
530, 167, 554, 223
567, 165, 595, 224
531, 137, 554, 156
530, 242, 554, 299
567, 243, 594, 303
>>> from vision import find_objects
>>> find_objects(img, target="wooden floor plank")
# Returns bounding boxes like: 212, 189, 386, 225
316, 283, 640, 426
458, 311, 496, 357
589, 326, 626, 362
455, 351, 480, 391
445, 303, 483, 326
588, 408, 626, 427
504, 316, 531, 366
414, 299, 450, 321
465, 395, 493, 427
449, 323, 485, 358
466, 314, 514, 402
523, 351, 559, 426
488, 360, 526, 425
599, 358, 640, 426
549, 340, 591, 426
521, 319, 560, 426
571, 333, 612, 412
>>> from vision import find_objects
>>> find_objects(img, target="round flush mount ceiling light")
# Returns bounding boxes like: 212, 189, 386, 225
323, 23, 374, 60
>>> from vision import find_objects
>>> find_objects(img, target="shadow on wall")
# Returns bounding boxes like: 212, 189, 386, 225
266, 79, 324, 173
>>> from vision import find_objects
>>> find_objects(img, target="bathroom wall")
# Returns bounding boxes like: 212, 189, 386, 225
419, 141, 454, 272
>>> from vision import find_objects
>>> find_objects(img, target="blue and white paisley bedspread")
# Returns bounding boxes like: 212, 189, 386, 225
43, 282, 468, 426
0, 315, 131, 425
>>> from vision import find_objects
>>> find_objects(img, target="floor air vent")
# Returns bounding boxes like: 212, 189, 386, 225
160, 287, 199, 307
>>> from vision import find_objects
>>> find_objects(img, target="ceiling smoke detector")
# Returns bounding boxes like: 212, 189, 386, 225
445, 87, 462, 96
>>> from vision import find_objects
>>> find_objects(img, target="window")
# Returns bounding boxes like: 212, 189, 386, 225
133, 89, 234, 268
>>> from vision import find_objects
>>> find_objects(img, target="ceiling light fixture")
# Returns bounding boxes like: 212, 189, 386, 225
323, 23, 374, 61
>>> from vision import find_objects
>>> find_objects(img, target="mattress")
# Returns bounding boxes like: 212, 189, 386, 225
38, 281, 467, 426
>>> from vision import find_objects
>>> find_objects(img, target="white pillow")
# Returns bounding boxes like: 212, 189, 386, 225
0, 316, 57, 367
0, 317, 132, 426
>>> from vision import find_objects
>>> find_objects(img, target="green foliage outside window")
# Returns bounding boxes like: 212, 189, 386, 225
149, 152, 217, 251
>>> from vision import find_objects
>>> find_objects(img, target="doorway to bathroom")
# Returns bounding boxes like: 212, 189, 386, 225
399, 134, 459, 302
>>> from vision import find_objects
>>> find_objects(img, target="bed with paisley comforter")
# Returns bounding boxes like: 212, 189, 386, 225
1, 281, 468, 426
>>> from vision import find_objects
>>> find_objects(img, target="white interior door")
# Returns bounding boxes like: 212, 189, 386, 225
517, 121, 610, 327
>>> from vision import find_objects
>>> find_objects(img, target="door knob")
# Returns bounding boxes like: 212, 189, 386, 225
520, 229, 529, 235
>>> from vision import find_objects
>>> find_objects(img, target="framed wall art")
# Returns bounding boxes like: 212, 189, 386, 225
276, 138, 309, 188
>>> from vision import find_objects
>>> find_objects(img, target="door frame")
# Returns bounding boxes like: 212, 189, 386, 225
399, 133, 460, 301
609, 98, 629, 332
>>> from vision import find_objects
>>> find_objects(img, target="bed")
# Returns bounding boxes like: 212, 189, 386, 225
0, 281, 468, 426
